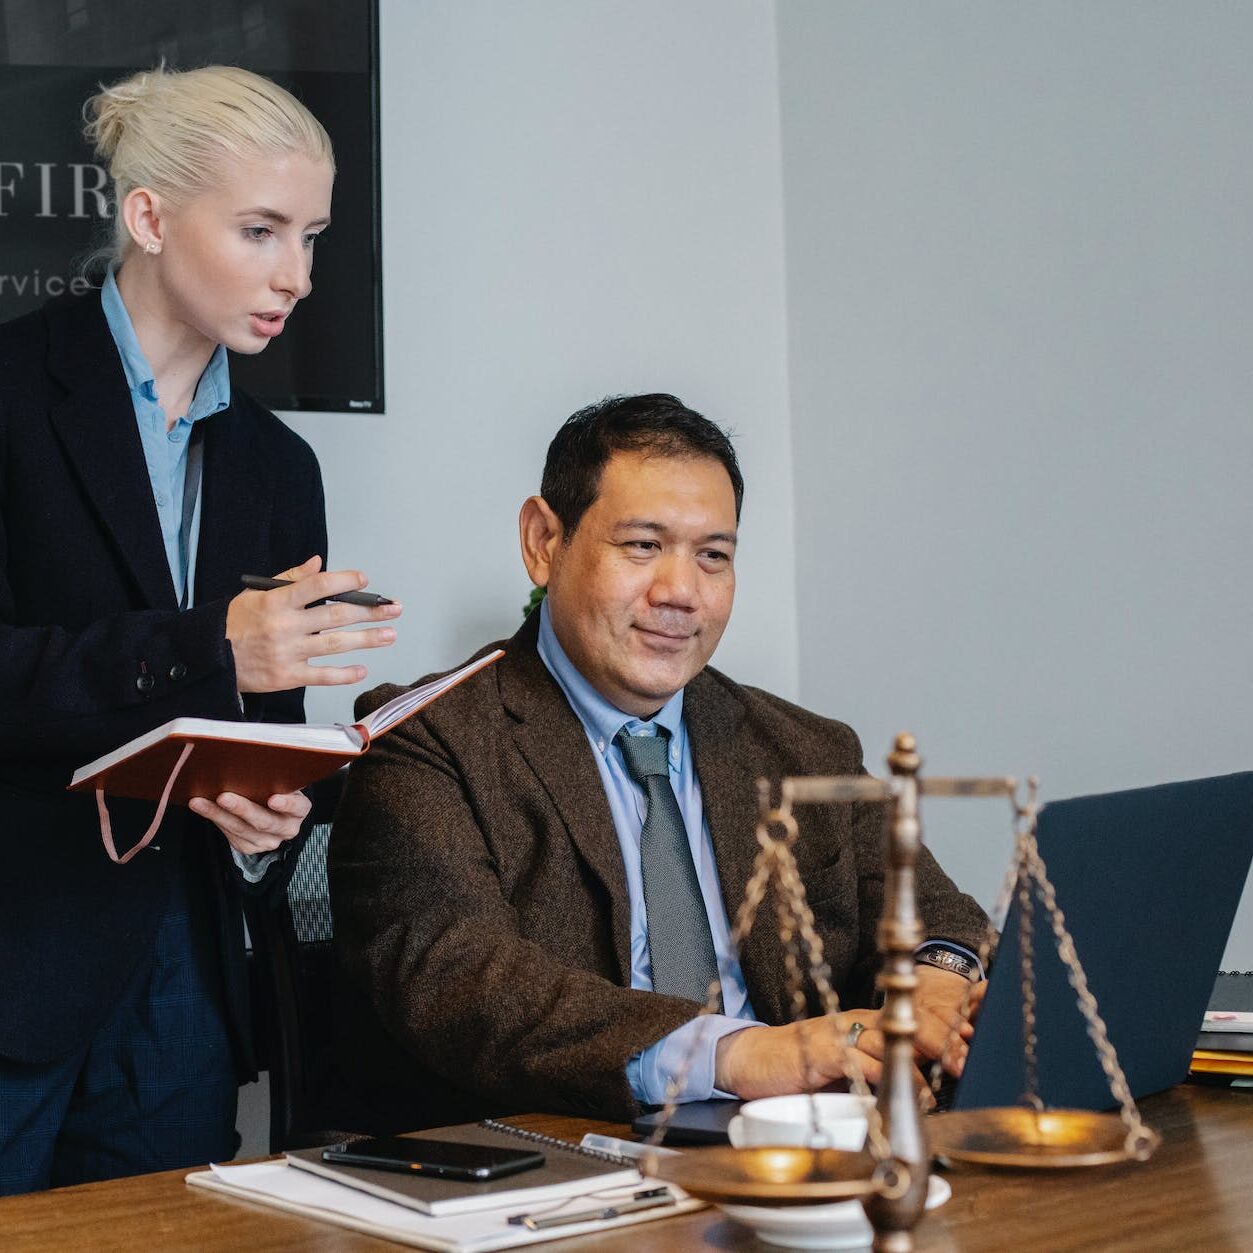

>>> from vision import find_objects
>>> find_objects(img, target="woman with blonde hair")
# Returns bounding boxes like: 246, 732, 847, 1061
0, 65, 399, 1192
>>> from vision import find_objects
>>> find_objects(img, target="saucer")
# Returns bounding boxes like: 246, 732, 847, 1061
719, 1172, 951, 1250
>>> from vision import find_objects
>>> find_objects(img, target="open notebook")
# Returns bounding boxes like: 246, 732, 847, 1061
69, 649, 503, 807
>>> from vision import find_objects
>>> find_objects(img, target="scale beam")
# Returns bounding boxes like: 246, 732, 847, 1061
920, 777, 1017, 798
773, 775, 1019, 808
778, 777, 893, 804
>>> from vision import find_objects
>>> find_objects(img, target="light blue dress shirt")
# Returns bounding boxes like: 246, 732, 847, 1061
100, 272, 273, 882
100, 268, 230, 604
535, 600, 763, 1104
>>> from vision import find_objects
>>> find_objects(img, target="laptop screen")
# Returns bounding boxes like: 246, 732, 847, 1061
955, 771, 1253, 1110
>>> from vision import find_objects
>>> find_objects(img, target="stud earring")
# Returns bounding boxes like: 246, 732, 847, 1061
144, 241, 160, 255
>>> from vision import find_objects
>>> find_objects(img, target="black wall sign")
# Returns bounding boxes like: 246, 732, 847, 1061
0, 0, 383, 412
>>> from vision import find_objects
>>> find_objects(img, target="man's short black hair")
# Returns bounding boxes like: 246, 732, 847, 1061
540, 393, 744, 537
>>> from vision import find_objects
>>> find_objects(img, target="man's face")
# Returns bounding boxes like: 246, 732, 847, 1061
544, 450, 738, 716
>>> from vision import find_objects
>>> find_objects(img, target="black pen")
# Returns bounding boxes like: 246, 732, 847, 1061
508, 1187, 675, 1230
240, 574, 395, 608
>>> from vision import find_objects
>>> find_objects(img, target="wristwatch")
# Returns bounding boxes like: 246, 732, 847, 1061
914, 942, 981, 983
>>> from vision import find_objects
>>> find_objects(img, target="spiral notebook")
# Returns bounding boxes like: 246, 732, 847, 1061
285, 1121, 640, 1216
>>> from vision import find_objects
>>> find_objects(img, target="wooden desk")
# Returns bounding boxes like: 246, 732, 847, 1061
3, 1086, 1250, 1251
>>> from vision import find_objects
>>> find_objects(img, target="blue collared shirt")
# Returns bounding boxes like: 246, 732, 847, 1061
100, 268, 230, 604
100, 273, 274, 882
536, 599, 762, 1104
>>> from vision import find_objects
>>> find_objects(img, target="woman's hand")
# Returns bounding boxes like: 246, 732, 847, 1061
188, 789, 311, 856
225, 554, 402, 692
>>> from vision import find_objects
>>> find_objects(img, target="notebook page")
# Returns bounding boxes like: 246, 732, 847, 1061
358, 650, 504, 740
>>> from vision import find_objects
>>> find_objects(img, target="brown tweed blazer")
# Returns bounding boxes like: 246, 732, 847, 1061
326, 612, 987, 1132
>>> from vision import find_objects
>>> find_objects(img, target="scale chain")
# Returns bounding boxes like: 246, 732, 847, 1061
1016, 836, 1043, 1111
921, 778, 1154, 1160
772, 826, 890, 1160
925, 782, 1032, 1103
1021, 832, 1155, 1157
642, 801, 892, 1165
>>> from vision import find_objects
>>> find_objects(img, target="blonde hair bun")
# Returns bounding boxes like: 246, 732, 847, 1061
82, 67, 159, 165
82, 64, 334, 265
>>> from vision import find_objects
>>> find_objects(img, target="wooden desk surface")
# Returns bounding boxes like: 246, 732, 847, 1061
2, 1085, 1250, 1252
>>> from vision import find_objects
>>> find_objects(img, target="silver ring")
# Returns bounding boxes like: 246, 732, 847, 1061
845, 1020, 866, 1049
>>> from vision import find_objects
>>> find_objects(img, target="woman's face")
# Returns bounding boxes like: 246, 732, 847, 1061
156, 150, 334, 355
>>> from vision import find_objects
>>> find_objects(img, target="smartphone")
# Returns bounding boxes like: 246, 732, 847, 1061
321, 1136, 545, 1181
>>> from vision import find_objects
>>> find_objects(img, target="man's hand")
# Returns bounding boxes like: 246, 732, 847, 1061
715, 1013, 893, 1100
715, 969, 985, 1101
845, 968, 984, 1082
225, 555, 402, 692
188, 789, 311, 856
914, 964, 985, 1061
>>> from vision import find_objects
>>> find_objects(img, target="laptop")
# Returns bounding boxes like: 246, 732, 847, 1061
953, 770, 1253, 1110
635, 771, 1253, 1139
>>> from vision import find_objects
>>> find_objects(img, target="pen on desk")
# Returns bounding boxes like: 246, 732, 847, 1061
579, 1132, 680, 1161
508, 1187, 675, 1231
240, 574, 395, 608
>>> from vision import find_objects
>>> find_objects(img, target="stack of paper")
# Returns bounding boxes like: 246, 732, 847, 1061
187, 1159, 700, 1251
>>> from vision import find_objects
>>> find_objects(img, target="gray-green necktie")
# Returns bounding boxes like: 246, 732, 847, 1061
617, 729, 723, 1009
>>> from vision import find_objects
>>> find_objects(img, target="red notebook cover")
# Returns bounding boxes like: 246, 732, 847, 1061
69, 649, 503, 806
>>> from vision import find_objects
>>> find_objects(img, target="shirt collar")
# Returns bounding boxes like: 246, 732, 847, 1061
536, 597, 685, 754
100, 267, 231, 421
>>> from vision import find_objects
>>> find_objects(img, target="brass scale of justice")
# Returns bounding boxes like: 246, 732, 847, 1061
639, 733, 1161, 1252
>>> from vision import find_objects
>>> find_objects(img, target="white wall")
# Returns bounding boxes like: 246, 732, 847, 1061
276, 0, 1253, 964
777, 3, 1253, 965
285, 0, 798, 724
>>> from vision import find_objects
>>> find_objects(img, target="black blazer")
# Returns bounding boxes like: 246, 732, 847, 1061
0, 292, 327, 1072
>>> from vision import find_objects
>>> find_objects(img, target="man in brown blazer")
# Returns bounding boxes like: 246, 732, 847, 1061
328, 394, 988, 1132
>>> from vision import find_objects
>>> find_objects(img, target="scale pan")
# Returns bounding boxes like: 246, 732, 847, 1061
644, 1145, 881, 1205
928, 1107, 1160, 1168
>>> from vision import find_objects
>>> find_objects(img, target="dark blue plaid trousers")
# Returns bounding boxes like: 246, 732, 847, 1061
0, 869, 237, 1194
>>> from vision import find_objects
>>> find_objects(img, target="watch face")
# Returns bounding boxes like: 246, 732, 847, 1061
917, 948, 977, 980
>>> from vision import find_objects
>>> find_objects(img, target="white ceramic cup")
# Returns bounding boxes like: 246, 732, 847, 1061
727, 1092, 874, 1151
